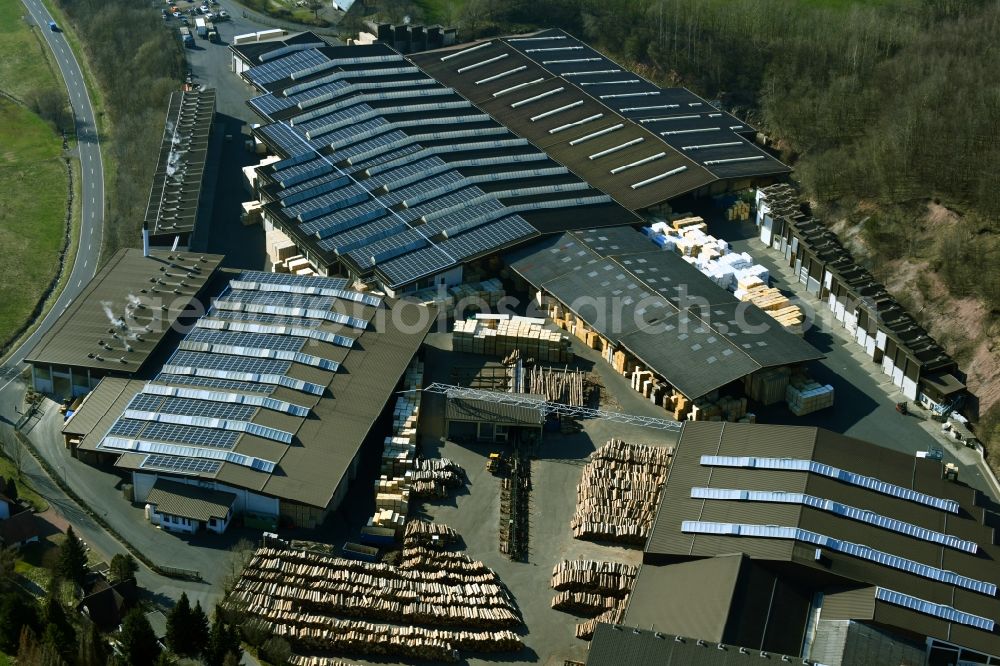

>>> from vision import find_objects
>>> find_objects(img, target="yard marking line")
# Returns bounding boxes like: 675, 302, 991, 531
84, 260, 88, 268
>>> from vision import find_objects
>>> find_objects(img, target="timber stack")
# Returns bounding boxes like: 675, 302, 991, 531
229, 545, 523, 661
571, 440, 673, 544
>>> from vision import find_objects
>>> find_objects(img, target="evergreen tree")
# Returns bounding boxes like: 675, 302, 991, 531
77, 622, 110, 666
0, 591, 40, 653
42, 587, 76, 664
119, 608, 161, 666
190, 600, 210, 657
109, 553, 138, 584
205, 606, 242, 666
56, 527, 88, 588
165, 592, 192, 656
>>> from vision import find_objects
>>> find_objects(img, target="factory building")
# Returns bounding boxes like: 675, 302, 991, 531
63, 271, 431, 531
231, 29, 788, 295
756, 184, 966, 415
628, 421, 1000, 664
144, 88, 216, 249
507, 226, 823, 407
24, 249, 224, 399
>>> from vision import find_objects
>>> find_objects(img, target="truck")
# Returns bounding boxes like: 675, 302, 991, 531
178, 26, 193, 47
206, 21, 218, 42
194, 16, 207, 39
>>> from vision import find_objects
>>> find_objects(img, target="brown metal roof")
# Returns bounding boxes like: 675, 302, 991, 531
144, 89, 215, 239
445, 396, 544, 426
644, 421, 1000, 658
62, 377, 142, 437
24, 249, 223, 374
586, 624, 815, 666
145, 478, 235, 522
106, 286, 433, 510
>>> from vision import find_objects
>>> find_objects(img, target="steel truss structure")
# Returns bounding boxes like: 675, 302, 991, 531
422, 382, 682, 432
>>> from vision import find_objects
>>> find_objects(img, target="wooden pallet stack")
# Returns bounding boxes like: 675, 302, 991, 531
786, 373, 835, 415
744, 366, 792, 406
726, 199, 751, 221
571, 440, 673, 545
688, 394, 749, 422
735, 277, 804, 332
229, 545, 523, 662
453, 315, 571, 363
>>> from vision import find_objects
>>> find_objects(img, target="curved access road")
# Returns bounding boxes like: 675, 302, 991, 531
0, 0, 105, 397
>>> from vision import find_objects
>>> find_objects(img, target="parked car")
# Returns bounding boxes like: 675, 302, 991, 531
172, 11, 182, 17
200, 4, 209, 12
179, 16, 189, 24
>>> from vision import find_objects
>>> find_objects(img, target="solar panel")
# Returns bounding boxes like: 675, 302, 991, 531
236, 270, 350, 290
248, 93, 296, 120
166, 350, 293, 377
184, 329, 307, 353
316, 215, 402, 253
275, 170, 344, 198
339, 135, 418, 167
151, 373, 277, 394
258, 122, 325, 154
375, 244, 455, 287
437, 215, 536, 261
246, 49, 328, 86
301, 199, 384, 237
140, 454, 222, 475
221, 289, 338, 310
194, 318, 354, 349
110, 419, 240, 449
202, 310, 322, 329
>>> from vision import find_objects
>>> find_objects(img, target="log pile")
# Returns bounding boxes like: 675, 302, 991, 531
575, 607, 628, 640
571, 440, 672, 545
519, 363, 587, 406
408, 458, 464, 498
550, 591, 619, 615
404, 520, 459, 548
229, 545, 523, 662
550, 560, 637, 597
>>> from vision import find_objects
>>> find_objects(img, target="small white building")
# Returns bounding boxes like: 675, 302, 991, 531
145, 479, 236, 534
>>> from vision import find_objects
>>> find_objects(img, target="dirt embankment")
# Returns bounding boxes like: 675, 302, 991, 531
834, 202, 1000, 422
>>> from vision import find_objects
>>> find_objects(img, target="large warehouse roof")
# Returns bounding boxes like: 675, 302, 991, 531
586, 624, 814, 666
411, 28, 789, 209
507, 227, 822, 398
76, 270, 431, 509
240, 41, 633, 290
144, 89, 215, 241
645, 421, 1000, 657
25, 249, 224, 374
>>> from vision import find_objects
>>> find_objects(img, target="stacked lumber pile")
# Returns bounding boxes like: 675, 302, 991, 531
726, 199, 751, 221
229, 546, 523, 661
575, 608, 628, 640
551, 591, 619, 614
546, 301, 610, 352
744, 366, 791, 406
549, 559, 636, 632
735, 277, 804, 332
404, 520, 459, 548
408, 458, 464, 499
289, 656, 357, 666
522, 364, 586, 406
408, 278, 504, 312
786, 372, 834, 415
454, 315, 571, 363
571, 440, 672, 545
687, 394, 751, 423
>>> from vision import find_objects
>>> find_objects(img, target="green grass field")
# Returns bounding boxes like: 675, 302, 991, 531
0, 98, 68, 350
0, 0, 59, 99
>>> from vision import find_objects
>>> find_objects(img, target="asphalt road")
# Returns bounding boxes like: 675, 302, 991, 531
0, 0, 106, 393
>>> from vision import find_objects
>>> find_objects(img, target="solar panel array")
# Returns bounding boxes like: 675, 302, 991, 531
97, 272, 380, 479
244, 42, 623, 290
140, 454, 222, 475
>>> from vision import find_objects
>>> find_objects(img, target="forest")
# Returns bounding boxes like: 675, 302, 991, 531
369, 0, 999, 448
